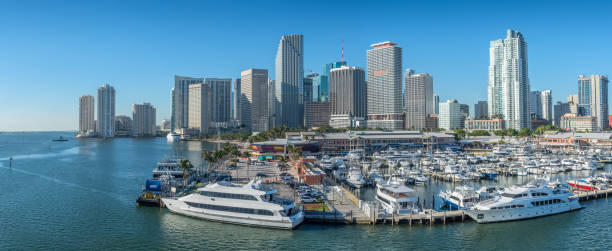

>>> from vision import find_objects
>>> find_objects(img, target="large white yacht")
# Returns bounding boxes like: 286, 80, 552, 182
161, 179, 304, 230
375, 179, 418, 214
347, 166, 366, 188
466, 181, 581, 223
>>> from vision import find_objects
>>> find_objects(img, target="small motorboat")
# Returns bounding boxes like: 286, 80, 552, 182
52, 136, 68, 142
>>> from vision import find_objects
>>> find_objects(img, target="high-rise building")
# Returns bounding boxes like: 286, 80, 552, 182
170, 88, 175, 131
319, 61, 347, 102
160, 119, 171, 131
232, 78, 241, 123
207, 78, 232, 128
488, 29, 530, 129
310, 73, 322, 102
553, 102, 569, 127
367, 41, 403, 130
474, 101, 488, 119
274, 34, 304, 128
459, 103, 470, 129
174, 76, 204, 130
529, 91, 542, 119
541, 90, 552, 123
433, 94, 440, 114
404, 70, 433, 130
114, 115, 132, 136
567, 94, 579, 114
132, 102, 156, 137
240, 69, 269, 133
304, 102, 330, 128
439, 99, 462, 130
79, 94, 95, 134
188, 83, 212, 134
329, 66, 367, 128
268, 79, 276, 129
578, 75, 609, 130
97, 84, 115, 138
303, 74, 314, 104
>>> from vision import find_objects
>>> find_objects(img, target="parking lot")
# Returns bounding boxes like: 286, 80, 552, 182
226, 158, 286, 182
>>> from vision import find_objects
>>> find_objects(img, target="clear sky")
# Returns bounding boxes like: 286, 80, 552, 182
1, 0, 611, 131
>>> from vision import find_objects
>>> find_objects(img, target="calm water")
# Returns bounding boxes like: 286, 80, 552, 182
1, 132, 611, 250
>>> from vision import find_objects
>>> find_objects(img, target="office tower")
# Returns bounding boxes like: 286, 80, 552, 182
274, 34, 304, 128
206, 78, 232, 128
268, 79, 276, 129
174, 76, 204, 129
367, 41, 403, 130
160, 119, 171, 131
240, 69, 269, 133
433, 94, 440, 114
303, 74, 314, 104
304, 102, 330, 128
553, 102, 569, 127
79, 94, 95, 133
188, 83, 212, 134
309, 73, 322, 102
459, 103, 470, 129
329, 66, 367, 128
97, 84, 115, 138
114, 115, 132, 135
439, 99, 461, 130
170, 88, 175, 131
567, 94, 579, 114
529, 91, 542, 119
319, 61, 347, 101
404, 70, 433, 130
474, 101, 488, 119
232, 78, 241, 123
488, 29, 530, 129
578, 75, 609, 130
541, 90, 552, 122
132, 102, 156, 137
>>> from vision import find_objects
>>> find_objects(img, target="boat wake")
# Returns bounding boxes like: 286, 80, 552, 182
0, 147, 79, 161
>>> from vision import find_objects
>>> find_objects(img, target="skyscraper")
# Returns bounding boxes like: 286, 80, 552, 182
578, 74, 609, 130
174, 76, 204, 129
474, 101, 488, 119
170, 88, 175, 131
439, 99, 461, 130
553, 102, 569, 127
97, 84, 115, 138
132, 102, 156, 137
367, 41, 403, 130
329, 66, 367, 128
188, 83, 212, 134
79, 94, 95, 134
541, 90, 552, 122
207, 78, 232, 128
274, 34, 304, 128
459, 103, 470, 129
433, 94, 440, 114
567, 94, 579, 114
404, 70, 433, 130
232, 78, 241, 123
488, 30, 530, 129
303, 74, 314, 105
529, 91, 542, 119
240, 69, 269, 133
319, 61, 347, 102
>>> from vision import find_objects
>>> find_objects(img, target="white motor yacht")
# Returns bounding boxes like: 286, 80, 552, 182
440, 185, 479, 210
162, 179, 304, 229
347, 166, 366, 188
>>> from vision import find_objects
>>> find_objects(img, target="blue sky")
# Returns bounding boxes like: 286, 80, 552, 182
1, 0, 611, 131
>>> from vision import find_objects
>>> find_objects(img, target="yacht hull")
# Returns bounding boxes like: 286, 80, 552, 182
466, 201, 582, 223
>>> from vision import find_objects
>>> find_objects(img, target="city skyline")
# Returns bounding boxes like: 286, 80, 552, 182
1, 1, 612, 131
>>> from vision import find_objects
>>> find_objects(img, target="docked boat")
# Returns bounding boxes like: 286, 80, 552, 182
466, 181, 582, 223
347, 167, 366, 188
376, 179, 418, 214
567, 178, 607, 191
166, 132, 181, 142
440, 185, 479, 210
161, 179, 304, 230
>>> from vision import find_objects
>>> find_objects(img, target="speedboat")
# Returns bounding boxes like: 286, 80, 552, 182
161, 179, 304, 230
166, 132, 181, 142
567, 178, 607, 191
52, 136, 68, 142
440, 185, 479, 210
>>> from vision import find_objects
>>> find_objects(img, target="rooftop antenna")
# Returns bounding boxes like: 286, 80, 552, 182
341, 40, 344, 63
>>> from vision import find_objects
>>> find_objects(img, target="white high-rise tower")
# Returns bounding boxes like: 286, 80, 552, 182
274, 34, 304, 128
97, 84, 115, 138
79, 94, 95, 134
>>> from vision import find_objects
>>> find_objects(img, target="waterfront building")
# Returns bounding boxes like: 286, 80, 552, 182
232, 78, 241, 123
114, 115, 132, 136
438, 99, 462, 130
160, 119, 171, 131
433, 94, 440, 114
240, 69, 269, 133
567, 94, 579, 114
488, 29, 530, 129
329, 66, 367, 129
314, 131, 455, 155
541, 90, 552, 123
404, 70, 433, 130
577, 75, 609, 130
207, 78, 232, 128
561, 113, 596, 132
425, 114, 438, 130
529, 91, 542, 119
553, 102, 570, 127
304, 102, 330, 129
174, 76, 205, 130
79, 94, 95, 134
464, 118, 504, 132
367, 41, 403, 130
97, 84, 115, 138
132, 102, 156, 137
474, 101, 488, 119
274, 34, 304, 128
188, 83, 212, 134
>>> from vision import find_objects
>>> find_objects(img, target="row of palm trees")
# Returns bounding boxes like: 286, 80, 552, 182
202, 143, 248, 172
